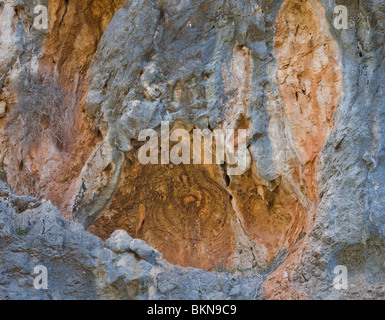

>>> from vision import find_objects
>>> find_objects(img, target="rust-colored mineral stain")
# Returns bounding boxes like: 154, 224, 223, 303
1, 0, 123, 218
229, 168, 307, 257
89, 159, 237, 271
262, 0, 342, 299
40, 0, 123, 88
89, 0, 342, 273
274, 0, 342, 201
38, 0, 123, 217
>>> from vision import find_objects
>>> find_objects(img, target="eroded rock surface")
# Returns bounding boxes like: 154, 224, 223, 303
0, 190, 263, 300
0, 0, 384, 299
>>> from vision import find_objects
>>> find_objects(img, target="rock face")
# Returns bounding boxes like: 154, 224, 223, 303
0, 188, 262, 300
0, 0, 384, 299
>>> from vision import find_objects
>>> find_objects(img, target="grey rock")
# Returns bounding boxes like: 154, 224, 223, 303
10, 195, 40, 213
0, 188, 265, 300
129, 239, 163, 265
105, 230, 133, 253
0, 198, 102, 300
1, 0, 385, 300
0, 181, 10, 197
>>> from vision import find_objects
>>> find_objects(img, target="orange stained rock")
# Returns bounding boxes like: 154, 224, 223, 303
274, 0, 342, 201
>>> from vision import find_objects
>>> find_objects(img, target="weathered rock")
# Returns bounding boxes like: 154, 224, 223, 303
0, 199, 102, 300
0, 190, 265, 300
80, 0, 314, 271
0, 0, 122, 218
261, 0, 385, 300
129, 239, 163, 265
105, 230, 133, 253
0, 0, 384, 300
0, 101, 6, 118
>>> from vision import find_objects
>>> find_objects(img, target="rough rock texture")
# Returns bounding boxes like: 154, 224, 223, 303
261, 0, 385, 300
79, 0, 314, 271
0, 0, 385, 299
0, 0, 122, 217
0, 189, 263, 300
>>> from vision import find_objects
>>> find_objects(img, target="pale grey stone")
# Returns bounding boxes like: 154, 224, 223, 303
105, 230, 133, 253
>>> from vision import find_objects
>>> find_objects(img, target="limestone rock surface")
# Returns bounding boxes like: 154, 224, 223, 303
0, 0, 384, 299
